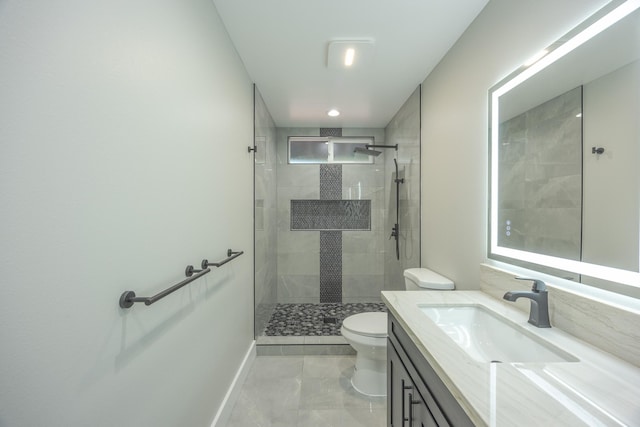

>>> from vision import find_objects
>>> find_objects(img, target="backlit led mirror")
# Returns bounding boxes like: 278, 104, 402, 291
489, 0, 640, 297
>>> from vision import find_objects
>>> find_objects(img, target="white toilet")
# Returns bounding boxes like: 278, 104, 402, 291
341, 268, 455, 396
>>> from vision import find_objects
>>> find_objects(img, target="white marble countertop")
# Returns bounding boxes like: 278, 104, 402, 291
382, 290, 640, 426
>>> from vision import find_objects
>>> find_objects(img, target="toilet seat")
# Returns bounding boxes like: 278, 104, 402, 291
342, 312, 387, 337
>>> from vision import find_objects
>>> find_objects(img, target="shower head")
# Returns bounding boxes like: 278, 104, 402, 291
354, 147, 383, 156
354, 144, 398, 157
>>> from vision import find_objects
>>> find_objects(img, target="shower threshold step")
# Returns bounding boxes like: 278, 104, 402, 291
256, 336, 355, 356
256, 335, 347, 346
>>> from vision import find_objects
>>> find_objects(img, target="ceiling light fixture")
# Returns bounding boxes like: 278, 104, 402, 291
344, 48, 355, 67
327, 109, 340, 117
327, 39, 374, 69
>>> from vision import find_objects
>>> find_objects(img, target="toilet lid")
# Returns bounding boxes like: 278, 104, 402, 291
404, 268, 455, 290
342, 312, 388, 337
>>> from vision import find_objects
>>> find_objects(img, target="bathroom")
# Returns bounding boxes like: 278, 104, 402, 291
1, 0, 639, 426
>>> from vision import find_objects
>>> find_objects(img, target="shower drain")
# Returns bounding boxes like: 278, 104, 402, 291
323, 317, 338, 324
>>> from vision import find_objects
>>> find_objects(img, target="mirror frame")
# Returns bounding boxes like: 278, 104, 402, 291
488, 0, 640, 289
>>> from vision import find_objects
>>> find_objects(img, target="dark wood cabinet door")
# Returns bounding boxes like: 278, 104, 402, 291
389, 339, 412, 427
388, 313, 474, 427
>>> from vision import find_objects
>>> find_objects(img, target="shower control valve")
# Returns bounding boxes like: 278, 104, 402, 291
390, 224, 399, 240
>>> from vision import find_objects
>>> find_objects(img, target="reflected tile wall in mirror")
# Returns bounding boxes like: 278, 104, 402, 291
498, 86, 582, 261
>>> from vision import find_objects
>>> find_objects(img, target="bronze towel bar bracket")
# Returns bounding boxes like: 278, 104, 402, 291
201, 249, 244, 269
119, 249, 243, 309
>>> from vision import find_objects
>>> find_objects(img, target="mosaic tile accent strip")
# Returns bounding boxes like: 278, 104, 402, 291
319, 128, 343, 137
290, 200, 371, 231
263, 302, 387, 336
319, 160, 343, 303
320, 231, 342, 302
319, 164, 342, 199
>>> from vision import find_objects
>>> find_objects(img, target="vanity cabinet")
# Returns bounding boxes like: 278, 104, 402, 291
387, 313, 474, 427
389, 347, 437, 427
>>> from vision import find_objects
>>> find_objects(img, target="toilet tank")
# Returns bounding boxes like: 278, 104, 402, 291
404, 268, 455, 290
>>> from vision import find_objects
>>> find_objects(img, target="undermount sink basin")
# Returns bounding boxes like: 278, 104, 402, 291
419, 305, 578, 363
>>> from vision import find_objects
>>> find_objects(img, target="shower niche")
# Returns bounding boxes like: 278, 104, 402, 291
290, 200, 371, 231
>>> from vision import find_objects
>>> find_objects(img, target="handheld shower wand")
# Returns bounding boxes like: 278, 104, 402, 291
392, 158, 404, 260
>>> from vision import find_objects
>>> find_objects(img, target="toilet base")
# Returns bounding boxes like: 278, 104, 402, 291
350, 355, 387, 397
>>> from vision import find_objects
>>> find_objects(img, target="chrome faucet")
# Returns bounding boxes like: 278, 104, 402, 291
503, 277, 551, 328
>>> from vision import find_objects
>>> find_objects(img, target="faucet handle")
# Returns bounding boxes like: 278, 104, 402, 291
515, 277, 547, 292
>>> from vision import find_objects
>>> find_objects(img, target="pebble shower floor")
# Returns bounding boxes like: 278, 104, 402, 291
263, 302, 387, 336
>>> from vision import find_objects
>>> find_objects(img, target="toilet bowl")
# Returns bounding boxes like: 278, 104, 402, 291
341, 268, 455, 397
341, 312, 387, 396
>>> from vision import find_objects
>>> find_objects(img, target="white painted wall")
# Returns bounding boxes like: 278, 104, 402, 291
420, 0, 609, 289
0, 1, 254, 426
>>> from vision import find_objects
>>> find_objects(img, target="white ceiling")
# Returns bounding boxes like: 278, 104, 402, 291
213, 0, 489, 128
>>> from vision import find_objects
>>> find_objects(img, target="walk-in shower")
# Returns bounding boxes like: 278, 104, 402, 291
253, 85, 422, 349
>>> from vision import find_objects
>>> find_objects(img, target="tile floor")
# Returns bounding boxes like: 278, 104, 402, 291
224, 355, 386, 427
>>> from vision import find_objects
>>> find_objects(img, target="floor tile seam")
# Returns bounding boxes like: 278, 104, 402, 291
241, 376, 304, 390
297, 402, 386, 411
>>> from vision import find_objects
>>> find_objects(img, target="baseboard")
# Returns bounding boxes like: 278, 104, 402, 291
210, 340, 256, 427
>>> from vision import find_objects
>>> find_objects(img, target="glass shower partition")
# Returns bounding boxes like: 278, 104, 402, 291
253, 85, 422, 351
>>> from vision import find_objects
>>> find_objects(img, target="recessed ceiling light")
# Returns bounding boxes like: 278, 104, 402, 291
344, 48, 355, 67
327, 109, 340, 117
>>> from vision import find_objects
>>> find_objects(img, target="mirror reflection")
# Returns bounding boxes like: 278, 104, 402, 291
490, 2, 640, 293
